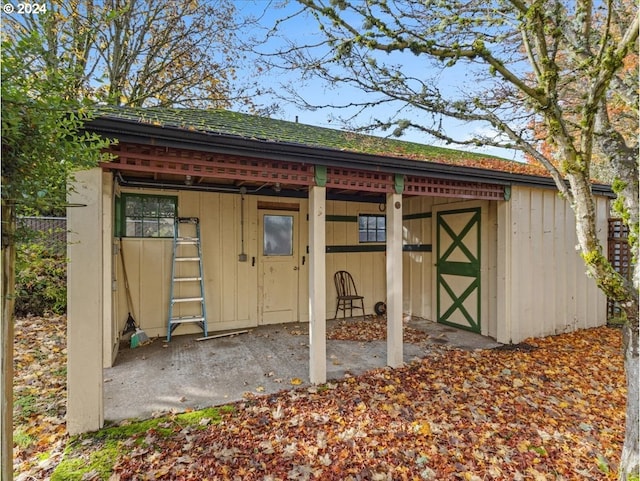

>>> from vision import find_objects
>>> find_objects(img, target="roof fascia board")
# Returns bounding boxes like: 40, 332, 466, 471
87, 117, 613, 197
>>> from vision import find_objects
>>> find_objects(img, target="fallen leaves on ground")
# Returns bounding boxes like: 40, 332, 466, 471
13, 314, 68, 479
104, 326, 622, 480
328, 316, 431, 344
12, 315, 626, 480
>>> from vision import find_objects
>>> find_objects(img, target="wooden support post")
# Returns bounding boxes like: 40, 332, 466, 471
386, 192, 403, 368
309, 185, 327, 384
67, 169, 105, 434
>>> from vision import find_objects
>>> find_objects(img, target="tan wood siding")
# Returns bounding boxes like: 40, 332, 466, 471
102, 175, 116, 368
325, 201, 386, 317
113, 185, 606, 344
486, 202, 499, 339
117, 238, 173, 338
115, 189, 260, 338
298, 201, 310, 321
116, 191, 483, 334
402, 196, 435, 319
498, 186, 608, 343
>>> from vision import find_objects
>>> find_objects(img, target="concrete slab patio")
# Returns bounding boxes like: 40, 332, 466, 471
103, 318, 501, 423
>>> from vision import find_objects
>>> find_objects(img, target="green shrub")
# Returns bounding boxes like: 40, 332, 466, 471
15, 240, 67, 316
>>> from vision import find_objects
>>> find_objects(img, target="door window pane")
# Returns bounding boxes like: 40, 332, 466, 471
264, 215, 293, 256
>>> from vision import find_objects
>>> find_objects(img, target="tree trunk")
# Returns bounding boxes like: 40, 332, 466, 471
592, 99, 640, 480
1, 201, 16, 481
565, 170, 639, 480
620, 312, 640, 480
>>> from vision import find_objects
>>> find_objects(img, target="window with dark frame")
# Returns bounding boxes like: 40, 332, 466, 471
359, 214, 386, 243
121, 194, 177, 238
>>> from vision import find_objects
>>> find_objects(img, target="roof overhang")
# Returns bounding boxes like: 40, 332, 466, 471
86, 116, 614, 199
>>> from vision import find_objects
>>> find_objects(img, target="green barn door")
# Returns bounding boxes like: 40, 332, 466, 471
436, 208, 481, 333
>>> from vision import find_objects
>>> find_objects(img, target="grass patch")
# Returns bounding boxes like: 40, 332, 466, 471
52, 406, 230, 481
13, 428, 35, 449
14, 394, 38, 419
37, 451, 52, 462
52, 444, 121, 481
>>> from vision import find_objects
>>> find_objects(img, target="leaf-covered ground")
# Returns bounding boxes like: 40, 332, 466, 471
328, 316, 431, 344
13, 315, 69, 479
14, 315, 626, 480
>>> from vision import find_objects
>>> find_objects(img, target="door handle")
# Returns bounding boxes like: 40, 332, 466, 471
293, 266, 298, 270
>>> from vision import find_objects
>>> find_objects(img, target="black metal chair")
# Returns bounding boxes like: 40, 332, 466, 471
333, 270, 366, 320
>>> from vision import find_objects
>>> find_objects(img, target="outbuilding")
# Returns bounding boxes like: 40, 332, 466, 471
67, 107, 611, 433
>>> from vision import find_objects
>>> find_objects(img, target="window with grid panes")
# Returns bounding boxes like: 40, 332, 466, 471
358, 214, 386, 243
121, 194, 177, 238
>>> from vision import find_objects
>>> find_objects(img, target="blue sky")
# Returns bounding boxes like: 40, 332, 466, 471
235, 0, 523, 161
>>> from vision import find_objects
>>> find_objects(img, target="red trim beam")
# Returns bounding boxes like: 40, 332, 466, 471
404, 176, 505, 200
101, 143, 506, 200
101, 144, 314, 186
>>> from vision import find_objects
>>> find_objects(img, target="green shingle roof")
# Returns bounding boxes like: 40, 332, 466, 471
95, 106, 549, 177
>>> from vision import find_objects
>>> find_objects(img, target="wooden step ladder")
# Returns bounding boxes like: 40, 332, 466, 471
167, 217, 207, 341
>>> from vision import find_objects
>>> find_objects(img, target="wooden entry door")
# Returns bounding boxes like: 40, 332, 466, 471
436, 208, 481, 333
259, 211, 299, 324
